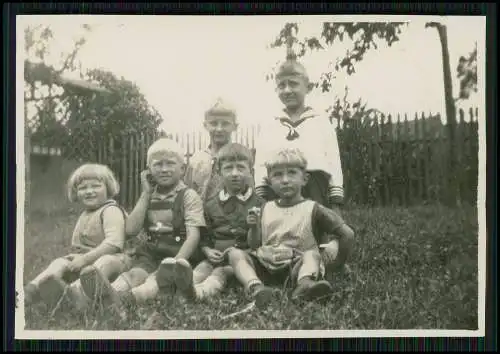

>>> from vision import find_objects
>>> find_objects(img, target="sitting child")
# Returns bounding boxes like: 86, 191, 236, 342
228, 148, 355, 309
24, 163, 129, 312
157, 143, 265, 302
78, 138, 206, 318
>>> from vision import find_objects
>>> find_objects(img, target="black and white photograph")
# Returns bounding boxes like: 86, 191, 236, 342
16, 14, 486, 339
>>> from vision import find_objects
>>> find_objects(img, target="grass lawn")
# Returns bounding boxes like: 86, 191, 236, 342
22, 204, 479, 331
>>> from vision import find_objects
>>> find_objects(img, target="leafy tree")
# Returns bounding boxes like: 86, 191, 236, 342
24, 24, 162, 161
267, 22, 408, 93
456, 44, 477, 101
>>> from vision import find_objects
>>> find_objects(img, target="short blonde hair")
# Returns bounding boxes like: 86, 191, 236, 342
67, 163, 120, 203
204, 98, 237, 122
264, 148, 308, 172
147, 138, 185, 166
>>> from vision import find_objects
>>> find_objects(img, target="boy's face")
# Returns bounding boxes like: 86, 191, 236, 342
204, 116, 237, 146
276, 75, 310, 111
149, 153, 185, 187
76, 178, 108, 209
219, 159, 252, 194
267, 165, 308, 199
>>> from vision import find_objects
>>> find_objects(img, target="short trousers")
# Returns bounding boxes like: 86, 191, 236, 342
131, 241, 203, 274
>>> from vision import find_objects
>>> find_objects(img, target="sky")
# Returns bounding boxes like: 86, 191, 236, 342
19, 15, 485, 133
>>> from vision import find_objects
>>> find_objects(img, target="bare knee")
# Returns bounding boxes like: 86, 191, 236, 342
227, 248, 247, 266
128, 267, 149, 282
92, 254, 116, 267
49, 257, 71, 270
303, 249, 322, 263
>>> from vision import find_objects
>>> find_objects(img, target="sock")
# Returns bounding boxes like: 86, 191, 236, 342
131, 276, 159, 304
112, 268, 148, 292
194, 276, 224, 300
68, 280, 90, 310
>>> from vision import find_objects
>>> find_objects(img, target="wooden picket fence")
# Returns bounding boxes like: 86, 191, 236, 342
95, 107, 479, 209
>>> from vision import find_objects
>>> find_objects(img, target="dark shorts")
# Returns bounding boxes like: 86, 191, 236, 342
132, 242, 203, 274
247, 252, 301, 287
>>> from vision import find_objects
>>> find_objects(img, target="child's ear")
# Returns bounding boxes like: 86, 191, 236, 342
307, 82, 314, 93
303, 171, 310, 185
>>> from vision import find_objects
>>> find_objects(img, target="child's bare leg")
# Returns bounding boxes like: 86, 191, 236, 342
193, 260, 214, 284
171, 259, 213, 301
25, 257, 71, 306
194, 265, 234, 300
80, 265, 148, 306
292, 249, 332, 301
28, 257, 70, 288
63, 279, 91, 311
92, 253, 131, 280
131, 273, 160, 304
227, 249, 274, 309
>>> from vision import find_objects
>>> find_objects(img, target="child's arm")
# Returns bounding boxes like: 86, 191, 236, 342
246, 200, 265, 250
199, 210, 214, 254
125, 191, 151, 236
312, 202, 354, 267
175, 189, 206, 261
79, 206, 125, 266
312, 203, 354, 243
247, 223, 261, 250
126, 170, 155, 236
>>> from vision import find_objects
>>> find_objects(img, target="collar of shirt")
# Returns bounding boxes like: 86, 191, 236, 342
219, 187, 253, 203
273, 106, 320, 122
273, 107, 321, 141
152, 180, 187, 200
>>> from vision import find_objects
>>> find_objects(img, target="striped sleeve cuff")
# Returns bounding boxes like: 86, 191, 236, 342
255, 185, 268, 199
328, 186, 344, 205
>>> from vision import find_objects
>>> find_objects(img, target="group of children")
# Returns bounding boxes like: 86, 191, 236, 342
24, 53, 355, 322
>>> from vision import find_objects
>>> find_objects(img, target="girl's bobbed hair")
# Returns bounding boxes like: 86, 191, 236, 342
67, 163, 120, 203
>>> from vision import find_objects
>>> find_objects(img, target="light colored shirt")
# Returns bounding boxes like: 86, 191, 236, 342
253, 107, 344, 203
71, 200, 126, 253
184, 148, 223, 203
259, 199, 345, 251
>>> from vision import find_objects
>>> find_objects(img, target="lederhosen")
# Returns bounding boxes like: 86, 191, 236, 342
132, 188, 202, 273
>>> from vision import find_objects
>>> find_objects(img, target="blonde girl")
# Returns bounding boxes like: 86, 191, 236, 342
24, 163, 130, 311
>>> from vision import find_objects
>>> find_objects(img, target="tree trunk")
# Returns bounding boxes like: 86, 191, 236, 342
426, 22, 459, 206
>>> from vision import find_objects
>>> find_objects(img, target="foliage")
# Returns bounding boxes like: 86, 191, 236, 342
24, 205, 478, 331
267, 22, 407, 92
456, 44, 478, 101
266, 22, 410, 202
25, 24, 162, 161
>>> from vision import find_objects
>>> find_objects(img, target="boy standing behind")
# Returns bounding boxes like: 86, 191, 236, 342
253, 51, 350, 270
254, 52, 344, 213
184, 98, 238, 203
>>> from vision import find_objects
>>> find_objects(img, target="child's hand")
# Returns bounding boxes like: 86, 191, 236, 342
203, 247, 224, 265
66, 255, 87, 273
246, 207, 261, 226
140, 170, 155, 194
